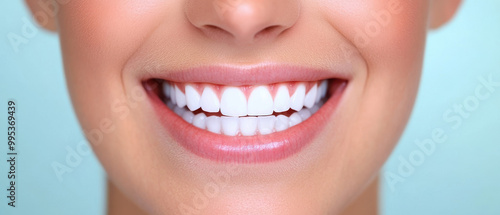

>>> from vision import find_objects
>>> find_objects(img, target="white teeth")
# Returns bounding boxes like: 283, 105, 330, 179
290, 84, 306, 111
274, 85, 291, 113
298, 109, 312, 121
206, 116, 221, 134
175, 85, 187, 108
317, 80, 328, 103
200, 87, 220, 113
173, 103, 322, 135
192, 113, 207, 129
185, 85, 201, 111
275, 115, 289, 132
310, 104, 320, 114
247, 86, 274, 116
170, 85, 177, 105
163, 82, 171, 98
165, 80, 331, 136
221, 117, 239, 136
304, 84, 317, 108
167, 100, 176, 110
258, 116, 276, 135
173, 106, 185, 116
221, 87, 247, 117
182, 111, 194, 124
289, 112, 302, 127
239, 117, 258, 136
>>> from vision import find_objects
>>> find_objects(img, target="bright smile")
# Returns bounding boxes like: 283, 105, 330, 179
144, 64, 349, 163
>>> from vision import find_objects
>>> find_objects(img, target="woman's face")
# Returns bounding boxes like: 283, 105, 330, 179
28, 0, 458, 214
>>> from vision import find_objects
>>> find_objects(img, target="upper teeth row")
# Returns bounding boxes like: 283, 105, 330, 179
163, 81, 328, 117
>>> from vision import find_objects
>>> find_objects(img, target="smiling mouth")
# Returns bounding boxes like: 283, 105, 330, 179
161, 80, 329, 135
144, 65, 348, 163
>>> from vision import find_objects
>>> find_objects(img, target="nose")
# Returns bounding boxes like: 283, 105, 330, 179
185, 0, 300, 44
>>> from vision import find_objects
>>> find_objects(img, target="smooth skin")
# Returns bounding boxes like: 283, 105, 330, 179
26, 0, 461, 214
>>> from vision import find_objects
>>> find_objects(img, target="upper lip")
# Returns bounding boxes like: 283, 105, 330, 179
141, 63, 352, 85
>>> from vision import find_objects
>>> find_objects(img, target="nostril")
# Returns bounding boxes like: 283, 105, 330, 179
201, 25, 234, 39
204, 25, 224, 32
201, 24, 284, 41
185, 0, 300, 44
254, 25, 284, 39
261, 25, 281, 34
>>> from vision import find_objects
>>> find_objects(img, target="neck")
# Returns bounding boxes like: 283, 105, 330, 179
340, 177, 379, 215
107, 177, 378, 215
107, 181, 147, 215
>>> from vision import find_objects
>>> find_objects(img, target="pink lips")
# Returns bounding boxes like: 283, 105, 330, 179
141, 64, 352, 86
145, 65, 348, 163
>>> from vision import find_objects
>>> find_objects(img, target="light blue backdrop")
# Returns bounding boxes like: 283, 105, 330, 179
381, 1, 500, 215
1, 1, 499, 215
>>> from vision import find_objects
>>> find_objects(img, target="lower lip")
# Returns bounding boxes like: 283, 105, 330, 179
147, 81, 346, 163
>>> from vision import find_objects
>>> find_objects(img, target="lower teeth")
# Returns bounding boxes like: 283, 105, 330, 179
166, 100, 325, 136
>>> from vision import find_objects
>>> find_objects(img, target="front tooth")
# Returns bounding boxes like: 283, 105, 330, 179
221, 87, 247, 117
222, 117, 239, 136
274, 85, 291, 113
304, 84, 317, 108
258, 116, 276, 135
206, 116, 221, 134
200, 87, 220, 113
185, 85, 201, 111
169, 85, 176, 104
247, 86, 273, 116
275, 115, 289, 132
192, 113, 207, 129
290, 84, 306, 111
175, 85, 187, 108
240, 117, 258, 136
298, 109, 312, 120
182, 111, 194, 124
289, 112, 302, 127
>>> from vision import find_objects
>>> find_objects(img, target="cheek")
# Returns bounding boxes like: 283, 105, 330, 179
359, 1, 429, 79
58, 0, 165, 60
364, 2, 429, 164
320, 0, 430, 181
56, 1, 168, 129
323, 0, 430, 118
322, 0, 429, 77
353, 1, 429, 115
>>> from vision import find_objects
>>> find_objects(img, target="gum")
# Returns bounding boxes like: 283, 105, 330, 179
164, 80, 326, 99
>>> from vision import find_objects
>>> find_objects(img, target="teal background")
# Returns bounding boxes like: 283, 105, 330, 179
381, 1, 500, 215
1, 1, 499, 215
